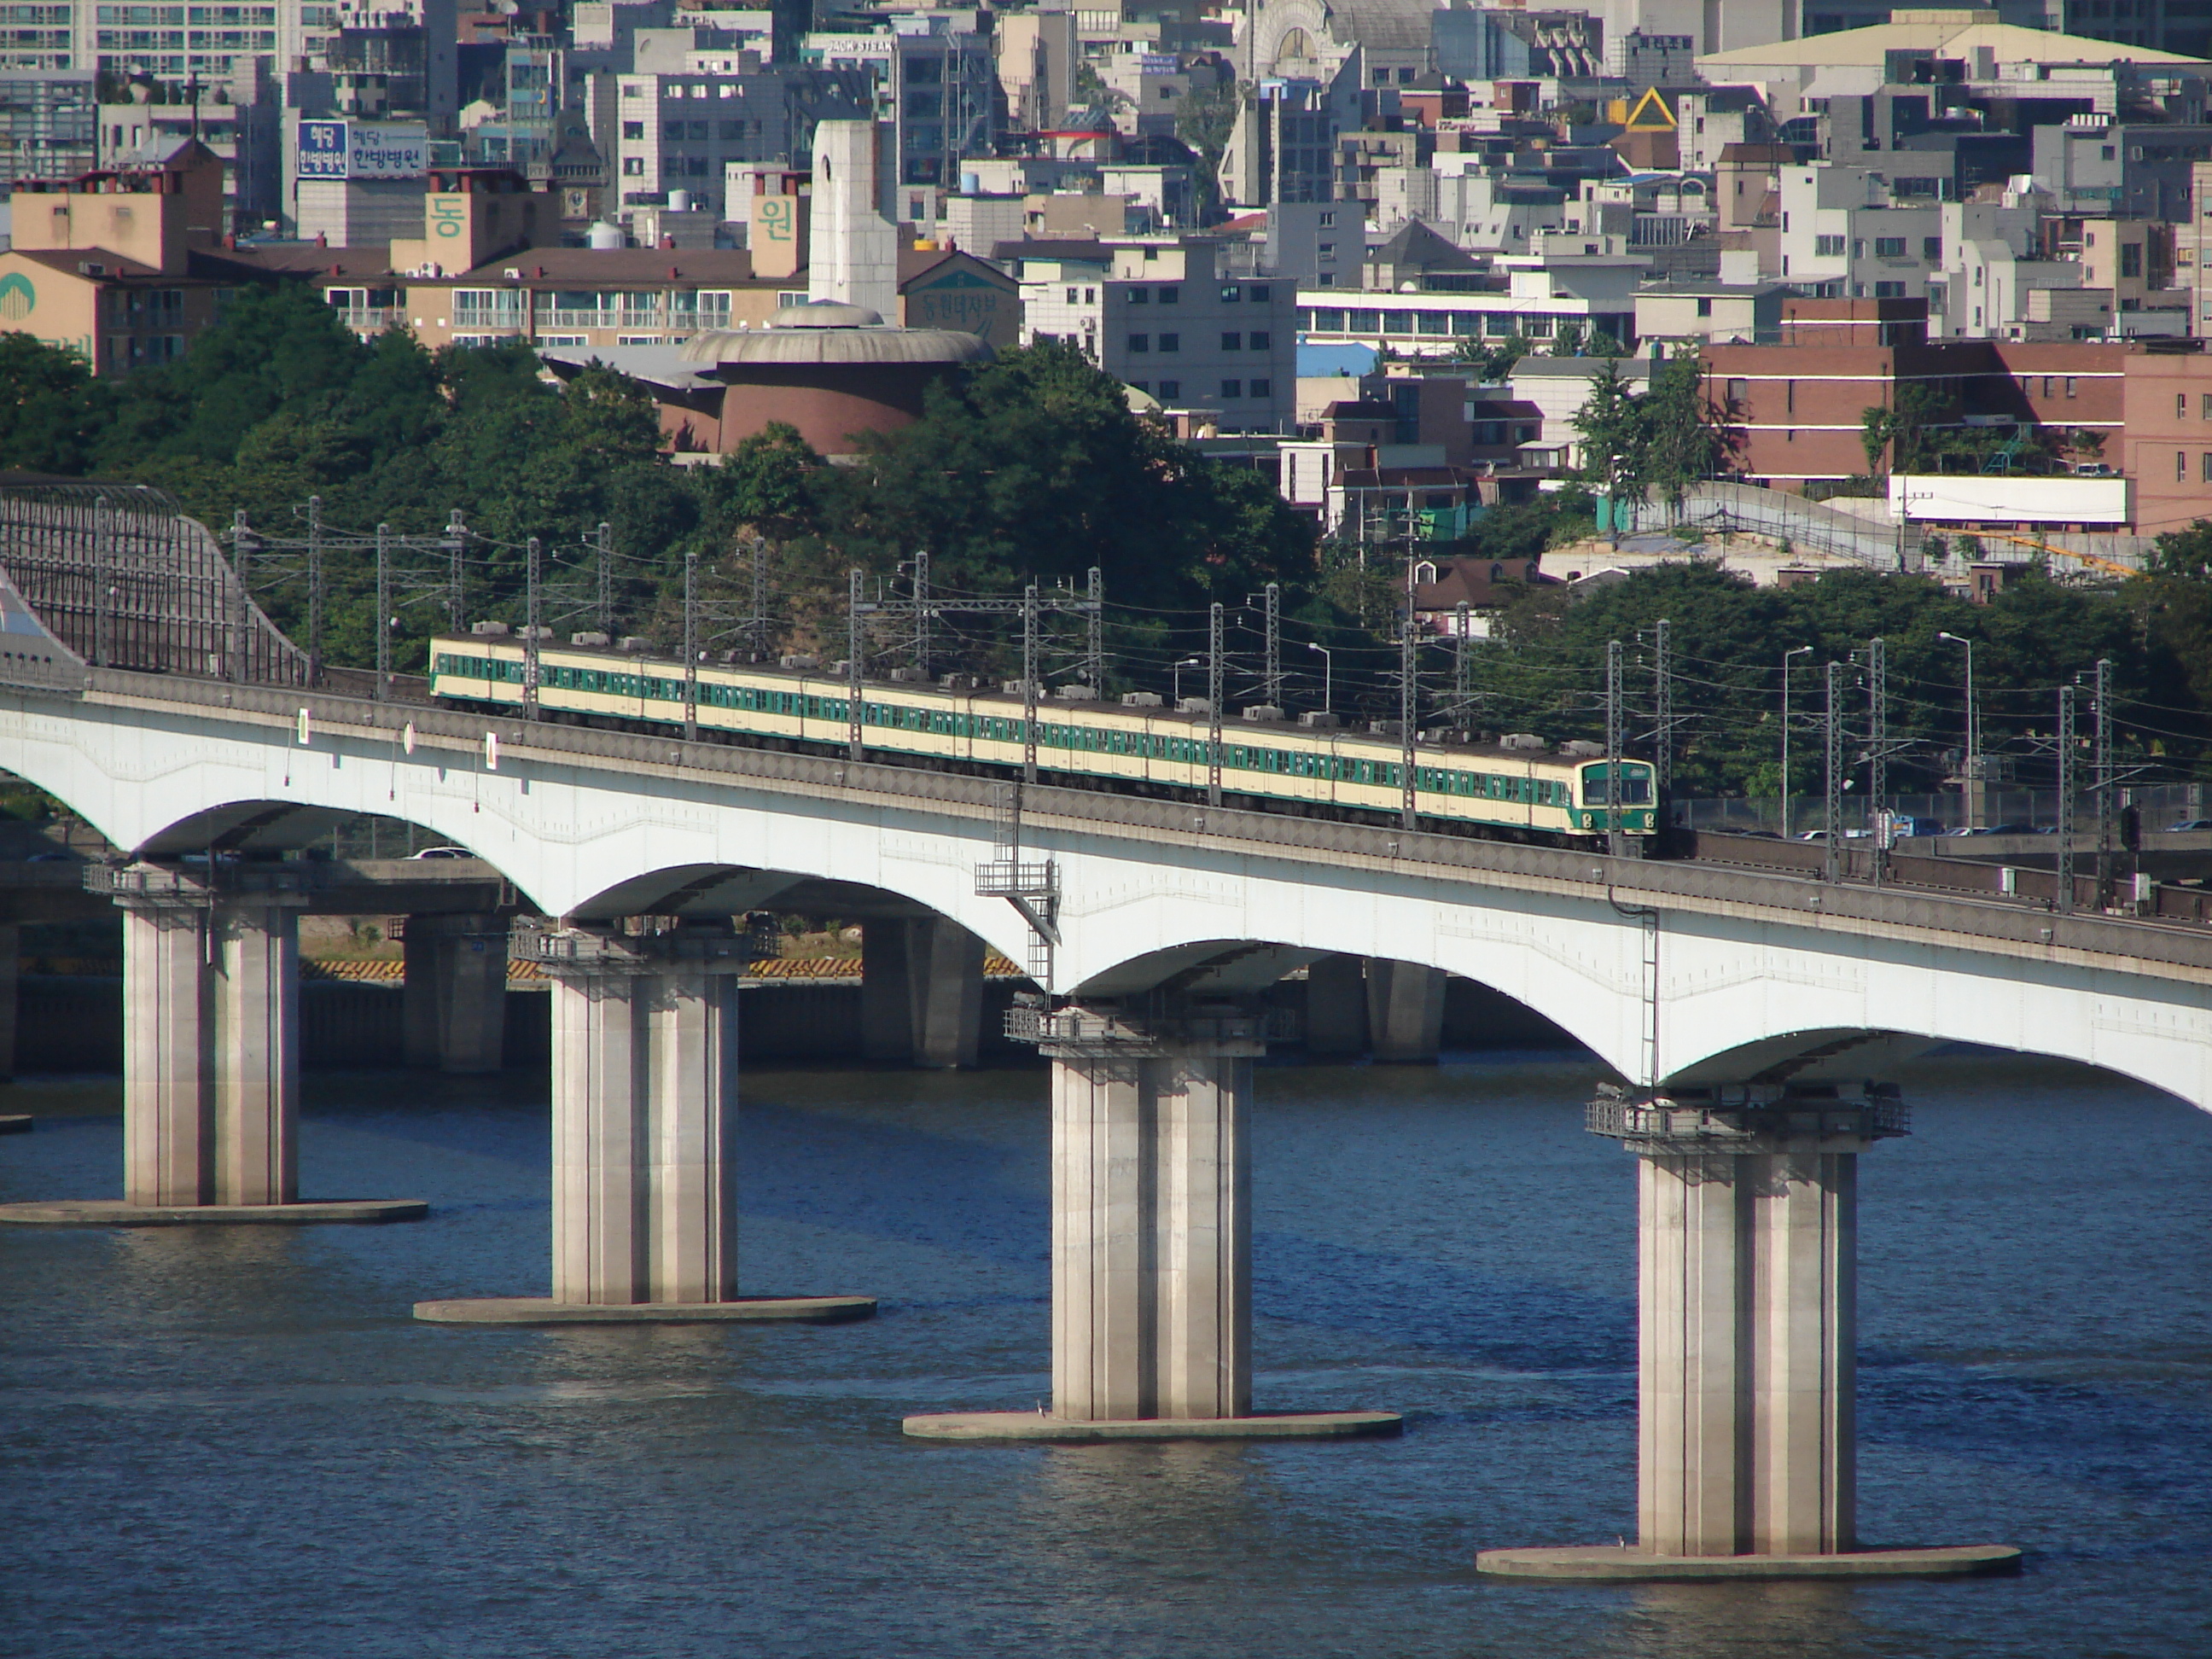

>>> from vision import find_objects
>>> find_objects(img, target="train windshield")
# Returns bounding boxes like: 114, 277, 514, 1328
1581, 763, 1653, 806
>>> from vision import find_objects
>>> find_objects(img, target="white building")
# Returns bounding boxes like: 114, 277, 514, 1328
1775, 163, 1942, 300
1012, 236, 1298, 432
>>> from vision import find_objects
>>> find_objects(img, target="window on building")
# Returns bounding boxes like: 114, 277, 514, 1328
1726, 378, 1747, 403
622, 120, 643, 139
1222, 379, 1243, 398
1874, 236, 1906, 258
1249, 330, 1270, 350
2181, 451, 2190, 481
1250, 378, 1271, 398
2067, 377, 2077, 397
1158, 332, 1179, 352
2203, 452, 2212, 483
1158, 379, 1180, 398
720, 121, 740, 140
1128, 334, 1149, 352
1815, 234, 1846, 257
2181, 393, 2191, 419
1085, 288, 1096, 303
1875, 281, 1906, 297
1065, 287, 1079, 304
1924, 236, 1942, 259
1221, 332, 1242, 350
1785, 380, 1796, 415
1696, 297, 1713, 317
2122, 244, 2144, 279
2203, 394, 2212, 418
1129, 288, 1150, 304
664, 121, 684, 140
622, 157, 643, 174
1158, 287, 1179, 304
1220, 285, 1240, 302
1249, 284, 1269, 301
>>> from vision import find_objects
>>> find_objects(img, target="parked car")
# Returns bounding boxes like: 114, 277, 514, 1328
1951, 823, 2040, 836
1888, 817, 1947, 838
409, 846, 474, 859
2163, 818, 2212, 833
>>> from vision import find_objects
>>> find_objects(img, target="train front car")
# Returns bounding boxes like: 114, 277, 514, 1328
1570, 759, 1657, 839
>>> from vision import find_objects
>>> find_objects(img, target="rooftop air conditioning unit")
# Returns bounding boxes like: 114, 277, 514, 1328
1297, 710, 1342, 729
470, 620, 511, 636
570, 631, 611, 648
778, 652, 820, 670
1559, 739, 1606, 756
1499, 731, 1549, 750
1242, 704, 1285, 722
1121, 691, 1164, 707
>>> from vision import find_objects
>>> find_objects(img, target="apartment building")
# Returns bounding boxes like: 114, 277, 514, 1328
1774, 164, 1942, 302
2121, 346, 2212, 534
612, 63, 868, 219
1007, 236, 1296, 431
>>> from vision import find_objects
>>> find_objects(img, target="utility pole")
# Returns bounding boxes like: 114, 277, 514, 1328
1022, 581, 1039, 785
683, 548, 698, 742
749, 535, 771, 659
306, 494, 323, 684
2057, 683, 2075, 916
1454, 601, 1471, 715
1825, 659, 1843, 884
1652, 617, 1672, 800
375, 522, 392, 701
523, 534, 542, 720
1782, 644, 1812, 837
1866, 636, 1886, 884
1260, 581, 1281, 707
1086, 566, 1103, 694
1400, 590, 1417, 830
230, 508, 252, 684
1606, 637, 1624, 856
909, 546, 931, 678
1208, 599, 1225, 808
2094, 657, 2113, 907
596, 521, 613, 637
445, 509, 467, 635
93, 495, 113, 669
847, 567, 866, 763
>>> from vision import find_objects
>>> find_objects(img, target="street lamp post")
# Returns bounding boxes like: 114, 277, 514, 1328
1173, 656, 1204, 704
1938, 630, 1978, 828
1782, 643, 1813, 836
1306, 641, 1332, 714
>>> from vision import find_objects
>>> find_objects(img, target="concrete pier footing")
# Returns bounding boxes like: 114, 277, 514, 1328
0, 1198, 427, 1225
902, 1410, 1403, 1442
1475, 1544, 2023, 1581
414, 1295, 876, 1324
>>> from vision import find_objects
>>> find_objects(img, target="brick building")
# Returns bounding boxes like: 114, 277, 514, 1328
2121, 346, 2212, 538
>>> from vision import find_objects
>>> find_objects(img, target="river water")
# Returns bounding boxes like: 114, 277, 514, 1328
1, 1051, 2208, 1659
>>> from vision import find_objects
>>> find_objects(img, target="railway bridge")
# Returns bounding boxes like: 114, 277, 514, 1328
4, 495, 2204, 1580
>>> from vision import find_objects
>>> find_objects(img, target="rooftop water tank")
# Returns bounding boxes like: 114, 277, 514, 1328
668, 189, 693, 212
586, 220, 624, 250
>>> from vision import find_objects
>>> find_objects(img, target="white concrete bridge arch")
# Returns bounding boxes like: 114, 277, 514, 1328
7, 683, 2211, 1114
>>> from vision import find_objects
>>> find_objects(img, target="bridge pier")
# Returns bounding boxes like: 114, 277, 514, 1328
0, 921, 24, 1132
1365, 960, 1446, 1064
0, 875, 424, 1225
1301, 954, 1368, 1057
402, 913, 509, 1074
861, 916, 986, 1069
905, 1000, 1399, 1442
415, 921, 873, 1325
1479, 1083, 2019, 1582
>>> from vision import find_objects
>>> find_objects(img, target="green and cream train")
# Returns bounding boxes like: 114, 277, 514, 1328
429, 634, 1658, 844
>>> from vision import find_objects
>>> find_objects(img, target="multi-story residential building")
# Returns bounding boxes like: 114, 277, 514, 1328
100, 90, 280, 226
0, 140, 249, 373
613, 63, 867, 220
1929, 198, 2109, 341
0, 69, 96, 178
2034, 115, 2212, 227
1705, 306, 2133, 488
2121, 343, 2212, 533
2178, 160, 2212, 339
1298, 234, 1644, 358
1005, 235, 1296, 431
1634, 277, 1786, 348
1774, 164, 1942, 301
1219, 75, 1347, 210
804, 12, 997, 189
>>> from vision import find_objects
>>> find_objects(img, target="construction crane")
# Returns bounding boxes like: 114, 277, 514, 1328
1965, 527, 2139, 580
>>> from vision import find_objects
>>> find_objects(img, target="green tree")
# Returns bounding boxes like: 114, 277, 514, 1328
0, 333, 106, 474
